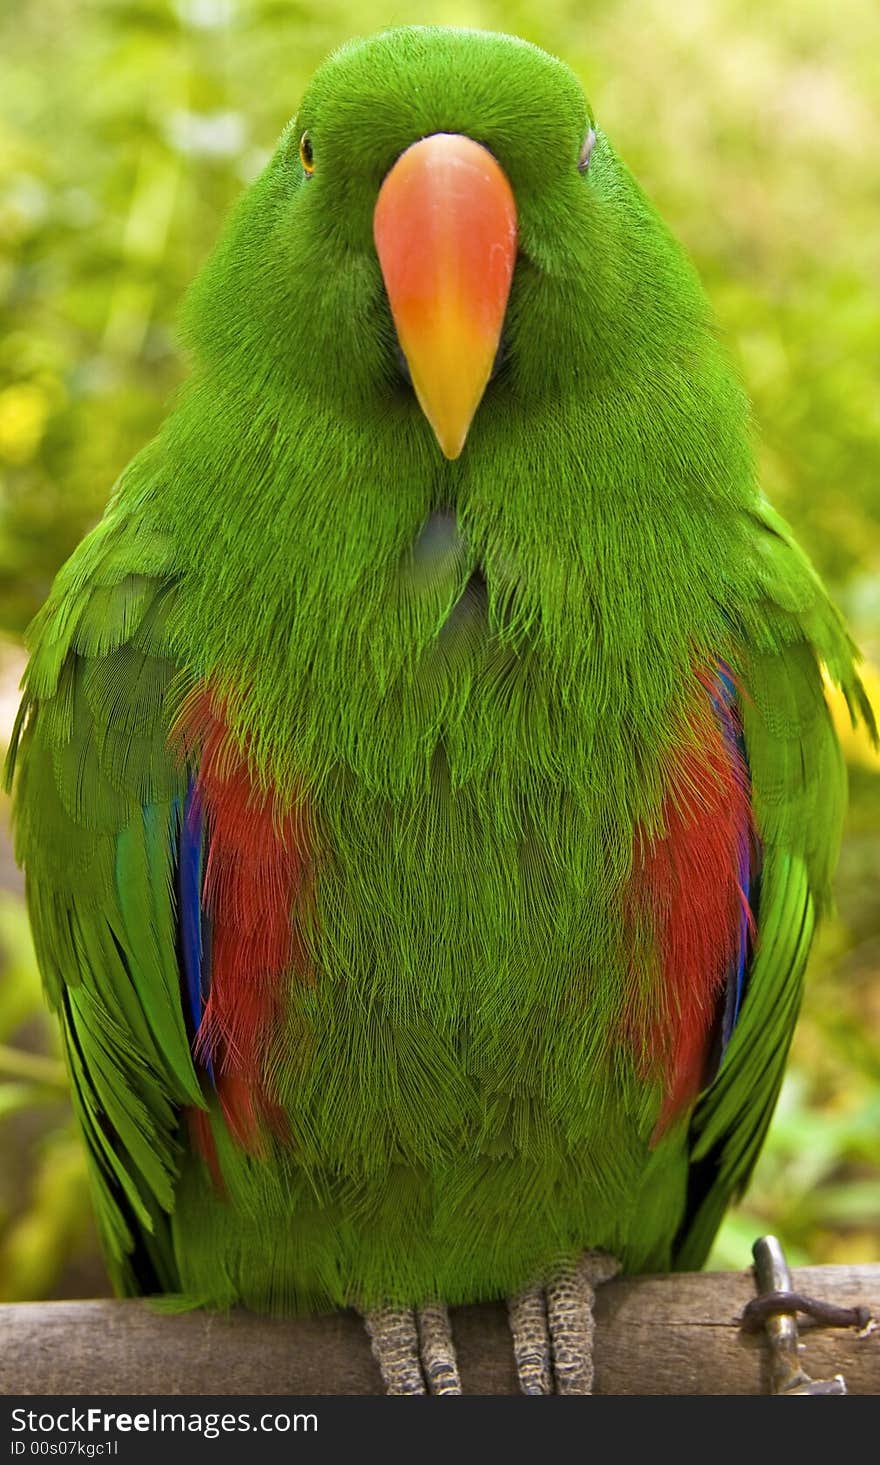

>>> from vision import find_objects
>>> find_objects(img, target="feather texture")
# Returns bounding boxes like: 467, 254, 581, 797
173, 689, 313, 1149
629, 666, 754, 1140
6, 27, 875, 1310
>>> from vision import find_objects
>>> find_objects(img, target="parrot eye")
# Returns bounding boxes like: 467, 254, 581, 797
299, 132, 315, 176
578, 128, 596, 174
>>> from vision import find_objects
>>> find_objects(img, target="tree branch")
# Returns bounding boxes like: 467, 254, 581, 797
1, 1265, 878, 1395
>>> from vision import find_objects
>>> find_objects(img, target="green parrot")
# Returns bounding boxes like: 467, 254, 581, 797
7, 26, 874, 1394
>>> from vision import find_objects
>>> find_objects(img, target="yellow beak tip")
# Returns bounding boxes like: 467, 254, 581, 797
416, 393, 471, 460
439, 433, 466, 461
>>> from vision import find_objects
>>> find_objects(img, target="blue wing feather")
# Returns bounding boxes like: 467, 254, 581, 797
713, 663, 758, 1053
177, 779, 211, 1080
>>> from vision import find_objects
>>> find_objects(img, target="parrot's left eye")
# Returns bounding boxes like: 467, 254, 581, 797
578, 128, 596, 174
299, 132, 315, 176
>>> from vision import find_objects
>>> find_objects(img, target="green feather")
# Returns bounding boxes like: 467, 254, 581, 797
7, 26, 873, 1311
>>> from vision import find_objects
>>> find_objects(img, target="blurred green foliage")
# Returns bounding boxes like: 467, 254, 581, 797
0, 0, 878, 1299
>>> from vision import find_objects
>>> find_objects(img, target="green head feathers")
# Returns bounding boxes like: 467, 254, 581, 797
183, 26, 729, 436
141, 23, 758, 812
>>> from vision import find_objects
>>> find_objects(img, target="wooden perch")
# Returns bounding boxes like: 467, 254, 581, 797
1, 1266, 878, 1396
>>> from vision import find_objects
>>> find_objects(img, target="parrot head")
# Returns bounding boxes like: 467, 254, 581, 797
183, 25, 696, 466
170, 24, 752, 809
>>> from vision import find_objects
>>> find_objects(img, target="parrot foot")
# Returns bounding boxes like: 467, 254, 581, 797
507, 1250, 620, 1395
363, 1301, 462, 1395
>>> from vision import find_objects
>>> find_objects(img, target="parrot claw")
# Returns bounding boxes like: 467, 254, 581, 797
364, 1301, 462, 1395
507, 1250, 620, 1395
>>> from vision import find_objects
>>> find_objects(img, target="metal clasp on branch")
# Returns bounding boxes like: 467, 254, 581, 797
741, 1235, 875, 1395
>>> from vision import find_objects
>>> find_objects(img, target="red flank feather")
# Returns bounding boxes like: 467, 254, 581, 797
629, 676, 753, 1138
174, 689, 313, 1153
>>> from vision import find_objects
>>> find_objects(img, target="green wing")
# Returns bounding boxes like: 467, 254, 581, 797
675, 499, 875, 1268
5, 511, 202, 1294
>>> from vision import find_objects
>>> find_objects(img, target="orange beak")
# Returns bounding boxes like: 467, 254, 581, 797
373, 133, 518, 460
